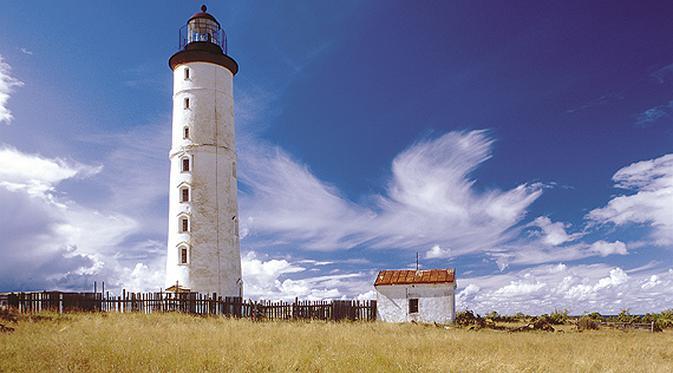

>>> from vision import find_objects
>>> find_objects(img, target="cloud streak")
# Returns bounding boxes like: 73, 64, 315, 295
0, 56, 24, 125
240, 130, 543, 254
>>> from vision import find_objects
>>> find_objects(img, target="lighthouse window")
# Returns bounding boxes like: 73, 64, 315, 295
184, 97, 190, 109
184, 67, 190, 80
180, 247, 188, 264
183, 126, 190, 139
180, 217, 189, 233
180, 187, 189, 202
181, 157, 190, 172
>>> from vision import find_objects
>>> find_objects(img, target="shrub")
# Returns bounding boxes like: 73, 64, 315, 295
617, 309, 636, 324
536, 310, 569, 325
586, 312, 604, 322
576, 316, 600, 331
455, 310, 482, 326
548, 309, 569, 325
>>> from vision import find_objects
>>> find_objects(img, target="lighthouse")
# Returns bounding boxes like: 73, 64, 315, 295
165, 5, 242, 297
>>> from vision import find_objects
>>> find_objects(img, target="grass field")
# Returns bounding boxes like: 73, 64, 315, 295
1, 313, 673, 372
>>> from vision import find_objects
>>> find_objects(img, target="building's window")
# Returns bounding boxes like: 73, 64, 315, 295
232, 162, 236, 178
180, 247, 188, 264
184, 67, 190, 80
183, 126, 190, 139
184, 97, 190, 109
180, 217, 189, 233
181, 157, 190, 172
408, 298, 419, 314
180, 187, 189, 202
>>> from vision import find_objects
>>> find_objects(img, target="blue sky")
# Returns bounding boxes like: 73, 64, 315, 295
1, 1, 672, 314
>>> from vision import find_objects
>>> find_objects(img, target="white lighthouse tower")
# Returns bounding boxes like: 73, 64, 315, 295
165, 5, 242, 297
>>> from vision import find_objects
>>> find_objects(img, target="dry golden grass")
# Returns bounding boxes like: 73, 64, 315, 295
1, 312, 673, 372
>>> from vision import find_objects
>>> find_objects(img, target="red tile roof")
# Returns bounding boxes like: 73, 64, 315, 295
374, 269, 456, 286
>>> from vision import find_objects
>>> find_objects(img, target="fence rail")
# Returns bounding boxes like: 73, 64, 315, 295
1, 291, 376, 322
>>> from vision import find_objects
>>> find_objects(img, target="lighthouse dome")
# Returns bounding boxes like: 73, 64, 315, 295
188, 5, 220, 27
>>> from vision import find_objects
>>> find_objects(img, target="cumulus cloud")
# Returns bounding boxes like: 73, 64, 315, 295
587, 153, 673, 246
0, 146, 148, 291
492, 280, 546, 297
240, 130, 543, 254
589, 240, 628, 257
457, 263, 673, 314
0, 56, 24, 124
529, 216, 583, 246
425, 244, 451, 259
0, 146, 102, 198
491, 214, 627, 269
241, 251, 370, 300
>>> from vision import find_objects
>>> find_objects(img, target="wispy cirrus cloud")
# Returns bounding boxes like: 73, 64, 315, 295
0, 55, 24, 125
634, 100, 673, 127
239, 130, 543, 254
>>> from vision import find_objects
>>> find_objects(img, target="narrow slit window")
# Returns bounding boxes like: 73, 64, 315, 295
180, 217, 189, 233
183, 126, 190, 139
180, 247, 188, 264
408, 298, 419, 314
181, 157, 190, 172
180, 187, 189, 202
184, 67, 190, 80
184, 97, 190, 109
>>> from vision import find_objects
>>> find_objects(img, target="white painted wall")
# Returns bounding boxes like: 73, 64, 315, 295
376, 283, 456, 324
165, 61, 242, 297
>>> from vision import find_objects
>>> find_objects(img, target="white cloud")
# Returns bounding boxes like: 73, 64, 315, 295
641, 275, 661, 290
241, 251, 370, 300
0, 56, 23, 125
0, 146, 144, 291
589, 240, 628, 257
493, 280, 546, 297
240, 130, 543, 254
356, 290, 376, 300
490, 238, 630, 269
425, 244, 451, 259
457, 263, 673, 314
0, 146, 102, 198
587, 153, 673, 246
529, 216, 583, 246
19, 48, 33, 56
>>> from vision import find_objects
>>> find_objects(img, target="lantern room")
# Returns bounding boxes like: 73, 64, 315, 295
179, 5, 227, 53
169, 4, 238, 75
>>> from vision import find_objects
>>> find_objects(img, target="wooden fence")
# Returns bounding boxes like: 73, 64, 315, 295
1, 291, 376, 321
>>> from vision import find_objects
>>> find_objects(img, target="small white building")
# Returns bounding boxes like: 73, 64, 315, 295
375, 268, 457, 324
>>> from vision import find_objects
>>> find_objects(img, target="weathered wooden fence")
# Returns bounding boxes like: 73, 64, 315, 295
1, 291, 376, 321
